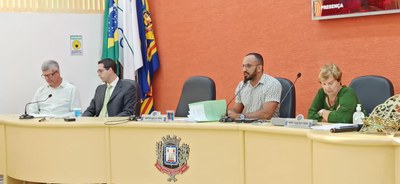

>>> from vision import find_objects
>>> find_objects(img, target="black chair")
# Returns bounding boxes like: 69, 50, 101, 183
276, 77, 296, 118
132, 80, 142, 117
349, 75, 394, 115
122, 79, 142, 116
175, 76, 216, 117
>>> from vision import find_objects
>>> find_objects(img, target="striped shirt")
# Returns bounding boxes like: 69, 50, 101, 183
235, 74, 282, 117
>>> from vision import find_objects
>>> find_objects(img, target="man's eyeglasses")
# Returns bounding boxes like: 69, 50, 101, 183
41, 71, 58, 78
242, 64, 260, 69
97, 68, 108, 73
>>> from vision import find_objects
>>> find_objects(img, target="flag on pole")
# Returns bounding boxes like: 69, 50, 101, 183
118, 0, 143, 80
102, 0, 143, 78
136, 0, 160, 114
102, 0, 120, 75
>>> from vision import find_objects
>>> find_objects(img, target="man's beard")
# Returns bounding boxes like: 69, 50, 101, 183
244, 69, 257, 81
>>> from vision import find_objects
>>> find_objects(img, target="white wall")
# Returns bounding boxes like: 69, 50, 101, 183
0, 12, 103, 114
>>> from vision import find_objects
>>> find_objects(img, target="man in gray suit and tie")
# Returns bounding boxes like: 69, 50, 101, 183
82, 58, 140, 117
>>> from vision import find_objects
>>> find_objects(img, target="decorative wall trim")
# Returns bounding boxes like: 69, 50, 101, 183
0, 0, 104, 13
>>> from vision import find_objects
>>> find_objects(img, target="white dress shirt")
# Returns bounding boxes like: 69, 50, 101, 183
28, 79, 81, 117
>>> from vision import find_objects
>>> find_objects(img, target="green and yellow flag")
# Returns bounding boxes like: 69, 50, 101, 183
102, 0, 120, 75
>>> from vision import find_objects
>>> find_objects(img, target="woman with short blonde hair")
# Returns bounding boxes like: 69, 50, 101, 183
308, 64, 363, 123
318, 63, 342, 82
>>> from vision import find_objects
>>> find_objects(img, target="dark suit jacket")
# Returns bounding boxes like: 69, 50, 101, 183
83, 79, 140, 117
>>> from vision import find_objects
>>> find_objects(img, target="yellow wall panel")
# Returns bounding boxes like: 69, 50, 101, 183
0, 0, 104, 13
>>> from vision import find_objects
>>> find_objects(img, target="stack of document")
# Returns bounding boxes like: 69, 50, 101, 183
188, 100, 226, 122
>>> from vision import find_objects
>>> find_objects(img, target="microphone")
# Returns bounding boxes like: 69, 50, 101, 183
330, 124, 362, 133
20, 94, 52, 119
103, 97, 141, 125
129, 99, 142, 121
280, 73, 301, 104
220, 77, 249, 122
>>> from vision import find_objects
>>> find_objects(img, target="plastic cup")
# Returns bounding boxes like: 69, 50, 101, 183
166, 110, 175, 121
73, 108, 82, 117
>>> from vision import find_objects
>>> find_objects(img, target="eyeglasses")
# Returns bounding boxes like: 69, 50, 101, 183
97, 68, 108, 73
41, 71, 58, 78
242, 64, 260, 69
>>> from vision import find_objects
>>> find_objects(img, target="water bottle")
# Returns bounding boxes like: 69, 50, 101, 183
353, 104, 365, 124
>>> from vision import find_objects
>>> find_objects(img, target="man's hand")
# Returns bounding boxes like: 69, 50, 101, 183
227, 110, 240, 119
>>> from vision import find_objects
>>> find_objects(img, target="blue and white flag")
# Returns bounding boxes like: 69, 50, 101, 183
117, 0, 143, 80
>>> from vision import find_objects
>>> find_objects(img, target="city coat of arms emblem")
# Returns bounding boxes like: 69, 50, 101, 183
155, 135, 190, 182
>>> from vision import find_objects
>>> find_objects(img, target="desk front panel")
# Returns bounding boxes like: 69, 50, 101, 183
313, 140, 395, 184
5, 125, 108, 183
245, 128, 312, 184
0, 124, 4, 175
109, 124, 244, 184
396, 145, 400, 184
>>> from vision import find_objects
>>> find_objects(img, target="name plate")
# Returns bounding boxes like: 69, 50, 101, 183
271, 115, 317, 128
284, 119, 316, 128
141, 114, 167, 122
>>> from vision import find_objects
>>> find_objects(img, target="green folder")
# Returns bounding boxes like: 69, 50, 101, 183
188, 100, 227, 122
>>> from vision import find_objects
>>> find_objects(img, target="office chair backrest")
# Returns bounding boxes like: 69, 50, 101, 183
276, 77, 296, 118
349, 75, 394, 115
125, 79, 142, 116
175, 76, 216, 117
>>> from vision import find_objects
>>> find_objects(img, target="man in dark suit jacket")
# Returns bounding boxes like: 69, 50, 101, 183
82, 58, 140, 117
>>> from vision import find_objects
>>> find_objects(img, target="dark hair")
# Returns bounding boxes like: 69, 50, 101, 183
98, 58, 117, 73
245, 53, 264, 66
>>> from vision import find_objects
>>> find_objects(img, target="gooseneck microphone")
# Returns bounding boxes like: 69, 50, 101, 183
20, 94, 53, 119
129, 99, 143, 121
280, 73, 301, 104
220, 77, 249, 122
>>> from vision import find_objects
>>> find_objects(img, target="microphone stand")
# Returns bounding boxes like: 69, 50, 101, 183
129, 99, 142, 121
20, 94, 52, 119
220, 78, 249, 122
280, 73, 301, 104
19, 112, 34, 119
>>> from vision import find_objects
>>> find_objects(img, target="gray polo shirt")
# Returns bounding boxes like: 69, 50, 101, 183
235, 74, 282, 117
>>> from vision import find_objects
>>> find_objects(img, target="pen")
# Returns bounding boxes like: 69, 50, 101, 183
330, 124, 362, 133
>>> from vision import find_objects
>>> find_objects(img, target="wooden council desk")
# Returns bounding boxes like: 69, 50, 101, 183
0, 115, 399, 184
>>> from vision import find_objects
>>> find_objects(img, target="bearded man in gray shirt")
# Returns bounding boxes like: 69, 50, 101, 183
227, 53, 282, 120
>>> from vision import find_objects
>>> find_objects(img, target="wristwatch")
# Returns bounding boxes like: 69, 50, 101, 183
239, 114, 246, 120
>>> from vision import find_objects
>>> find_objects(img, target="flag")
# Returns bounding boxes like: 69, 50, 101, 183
136, 0, 160, 114
102, 0, 120, 75
118, 0, 143, 80
102, 0, 143, 78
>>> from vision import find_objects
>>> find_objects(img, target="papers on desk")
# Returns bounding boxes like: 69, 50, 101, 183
187, 104, 208, 121
173, 117, 197, 123
188, 100, 226, 122
311, 123, 355, 130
